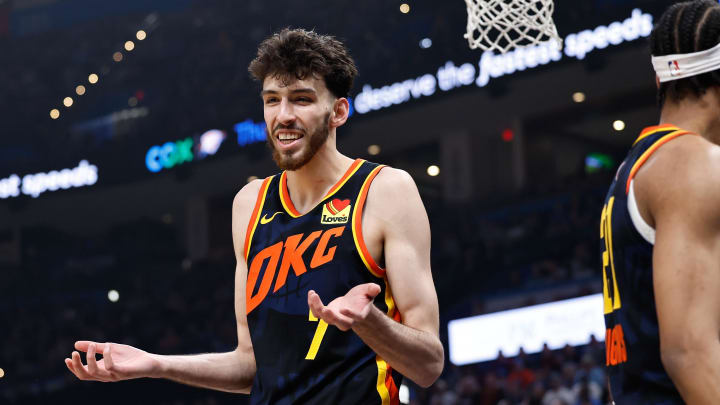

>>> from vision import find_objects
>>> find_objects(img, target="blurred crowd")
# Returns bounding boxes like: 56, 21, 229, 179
415, 341, 607, 405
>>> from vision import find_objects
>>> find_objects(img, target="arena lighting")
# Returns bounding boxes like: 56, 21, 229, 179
572, 91, 586, 103
107, 290, 120, 302
367, 144, 381, 155
113, 52, 123, 62
399, 3, 410, 14
613, 120, 626, 131
50, 109, 60, 119
0, 160, 99, 199
420, 38, 432, 49
88, 73, 98, 84
63, 97, 73, 107
0, 368, 4, 378
448, 294, 605, 365
136, 30, 147, 40
354, 9, 653, 115
124, 40, 135, 51
427, 165, 440, 176
76, 85, 86, 96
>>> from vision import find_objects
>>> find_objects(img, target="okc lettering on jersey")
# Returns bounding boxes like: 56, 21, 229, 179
246, 226, 346, 314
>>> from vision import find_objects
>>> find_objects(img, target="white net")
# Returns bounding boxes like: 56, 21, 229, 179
464, 0, 562, 54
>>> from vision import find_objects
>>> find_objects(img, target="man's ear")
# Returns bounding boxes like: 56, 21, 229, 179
655, 75, 661, 89
329, 98, 350, 129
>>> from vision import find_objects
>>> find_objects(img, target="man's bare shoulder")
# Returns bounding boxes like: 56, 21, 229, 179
369, 167, 418, 200
233, 179, 265, 213
638, 135, 720, 218
366, 167, 426, 224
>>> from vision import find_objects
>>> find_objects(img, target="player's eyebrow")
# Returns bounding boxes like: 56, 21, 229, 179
261, 88, 317, 96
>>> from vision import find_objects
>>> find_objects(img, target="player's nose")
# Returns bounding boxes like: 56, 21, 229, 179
277, 99, 296, 125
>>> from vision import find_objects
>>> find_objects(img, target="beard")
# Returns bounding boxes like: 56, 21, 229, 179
266, 112, 331, 171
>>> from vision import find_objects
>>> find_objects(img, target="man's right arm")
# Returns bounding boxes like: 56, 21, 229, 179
638, 136, 720, 404
65, 180, 262, 394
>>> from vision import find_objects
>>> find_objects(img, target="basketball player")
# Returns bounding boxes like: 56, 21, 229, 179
64, 29, 444, 403
601, 1, 720, 403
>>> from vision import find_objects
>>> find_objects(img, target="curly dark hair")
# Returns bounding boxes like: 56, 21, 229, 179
248, 28, 358, 99
650, 0, 720, 107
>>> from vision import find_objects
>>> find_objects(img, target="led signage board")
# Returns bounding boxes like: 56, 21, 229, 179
145, 137, 194, 173
235, 119, 267, 146
354, 9, 653, 114
144, 9, 654, 173
448, 294, 605, 365
0, 160, 99, 199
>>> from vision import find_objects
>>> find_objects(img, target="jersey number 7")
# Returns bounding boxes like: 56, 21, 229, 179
305, 309, 328, 360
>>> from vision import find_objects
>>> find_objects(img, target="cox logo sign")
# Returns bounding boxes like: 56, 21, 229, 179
145, 138, 194, 173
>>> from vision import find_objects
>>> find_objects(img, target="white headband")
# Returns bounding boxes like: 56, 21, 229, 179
652, 41, 720, 83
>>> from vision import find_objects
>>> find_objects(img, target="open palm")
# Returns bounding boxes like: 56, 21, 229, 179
308, 283, 381, 331
65, 341, 159, 382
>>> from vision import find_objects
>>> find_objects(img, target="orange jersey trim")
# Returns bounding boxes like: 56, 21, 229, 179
625, 129, 694, 194
279, 171, 302, 217
351, 165, 386, 278
632, 124, 679, 146
375, 280, 401, 405
279, 159, 364, 218
244, 177, 273, 260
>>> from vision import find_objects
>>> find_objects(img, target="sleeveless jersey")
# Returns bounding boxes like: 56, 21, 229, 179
601, 124, 695, 404
243, 159, 402, 405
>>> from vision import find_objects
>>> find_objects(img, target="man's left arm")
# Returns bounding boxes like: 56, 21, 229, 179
308, 168, 444, 388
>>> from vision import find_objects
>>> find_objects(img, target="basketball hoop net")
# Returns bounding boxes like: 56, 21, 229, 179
464, 0, 562, 54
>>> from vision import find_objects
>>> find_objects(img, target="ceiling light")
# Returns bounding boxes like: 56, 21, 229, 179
400, 3, 410, 13
136, 30, 147, 40
124, 40, 135, 51
113, 52, 123, 62
50, 109, 60, 119
572, 92, 586, 103
368, 145, 381, 155
107, 290, 120, 302
63, 97, 73, 107
420, 38, 432, 49
613, 120, 625, 131
88, 73, 99, 84
427, 165, 440, 177
75, 85, 86, 95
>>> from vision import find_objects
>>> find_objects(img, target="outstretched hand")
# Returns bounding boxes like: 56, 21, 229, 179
307, 283, 382, 331
65, 341, 159, 382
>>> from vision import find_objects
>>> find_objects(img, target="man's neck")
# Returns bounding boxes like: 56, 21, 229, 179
285, 142, 355, 214
660, 90, 720, 145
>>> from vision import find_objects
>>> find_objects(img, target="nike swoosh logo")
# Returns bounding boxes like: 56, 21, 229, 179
260, 211, 284, 225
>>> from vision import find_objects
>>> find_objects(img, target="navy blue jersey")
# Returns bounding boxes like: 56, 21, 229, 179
243, 159, 402, 405
601, 124, 695, 404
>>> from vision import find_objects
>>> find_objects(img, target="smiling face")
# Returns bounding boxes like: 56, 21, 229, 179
262, 75, 337, 170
